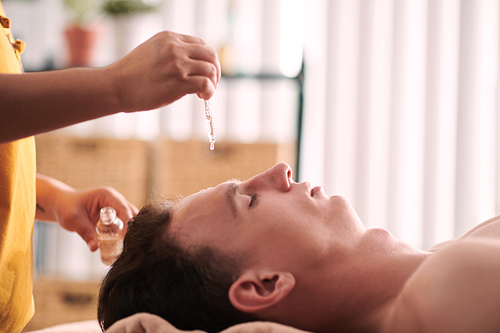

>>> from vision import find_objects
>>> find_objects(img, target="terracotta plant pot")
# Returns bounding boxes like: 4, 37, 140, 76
64, 26, 98, 68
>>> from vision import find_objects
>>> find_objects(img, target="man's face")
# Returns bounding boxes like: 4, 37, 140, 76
169, 162, 366, 272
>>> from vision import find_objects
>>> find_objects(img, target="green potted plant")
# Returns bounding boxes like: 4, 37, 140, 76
63, 0, 102, 67
102, 0, 157, 16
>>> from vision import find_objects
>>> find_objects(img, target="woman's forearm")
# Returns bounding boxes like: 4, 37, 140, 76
35, 174, 76, 222
0, 67, 119, 143
0, 31, 221, 143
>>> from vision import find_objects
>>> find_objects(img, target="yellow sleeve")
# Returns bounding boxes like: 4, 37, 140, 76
0, 2, 37, 331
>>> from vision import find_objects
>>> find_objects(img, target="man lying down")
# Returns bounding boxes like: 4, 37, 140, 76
98, 162, 500, 333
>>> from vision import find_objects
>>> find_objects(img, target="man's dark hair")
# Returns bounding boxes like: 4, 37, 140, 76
97, 198, 255, 332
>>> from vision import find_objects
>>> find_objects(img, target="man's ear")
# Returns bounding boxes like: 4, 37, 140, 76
228, 270, 295, 313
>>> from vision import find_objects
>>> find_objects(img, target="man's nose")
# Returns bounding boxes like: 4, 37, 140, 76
265, 162, 292, 191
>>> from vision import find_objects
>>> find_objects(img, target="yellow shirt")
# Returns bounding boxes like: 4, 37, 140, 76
0, 2, 36, 332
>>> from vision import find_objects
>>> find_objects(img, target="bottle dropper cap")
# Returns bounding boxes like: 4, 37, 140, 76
100, 207, 117, 225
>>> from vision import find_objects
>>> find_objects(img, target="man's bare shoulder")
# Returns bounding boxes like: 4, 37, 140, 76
385, 238, 500, 333
431, 214, 500, 251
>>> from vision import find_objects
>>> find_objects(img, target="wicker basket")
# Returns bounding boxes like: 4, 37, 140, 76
22, 277, 100, 332
35, 133, 296, 205
35, 134, 149, 208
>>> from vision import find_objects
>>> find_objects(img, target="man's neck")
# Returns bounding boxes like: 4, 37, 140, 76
292, 228, 431, 333
352, 229, 431, 332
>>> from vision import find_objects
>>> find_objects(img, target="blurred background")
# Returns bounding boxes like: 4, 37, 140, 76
3, 0, 500, 329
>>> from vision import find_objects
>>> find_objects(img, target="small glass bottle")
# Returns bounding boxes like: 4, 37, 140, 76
96, 207, 124, 265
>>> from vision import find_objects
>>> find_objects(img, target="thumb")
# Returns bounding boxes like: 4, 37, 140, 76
80, 227, 99, 252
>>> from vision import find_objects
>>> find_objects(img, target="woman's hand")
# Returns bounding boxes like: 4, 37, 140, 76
36, 174, 138, 251
108, 31, 221, 112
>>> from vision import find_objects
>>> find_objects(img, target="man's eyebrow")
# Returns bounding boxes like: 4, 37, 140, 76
225, 181, 239, 218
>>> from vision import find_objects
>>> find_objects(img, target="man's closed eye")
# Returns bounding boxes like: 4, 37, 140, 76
249, 194, 257, 207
